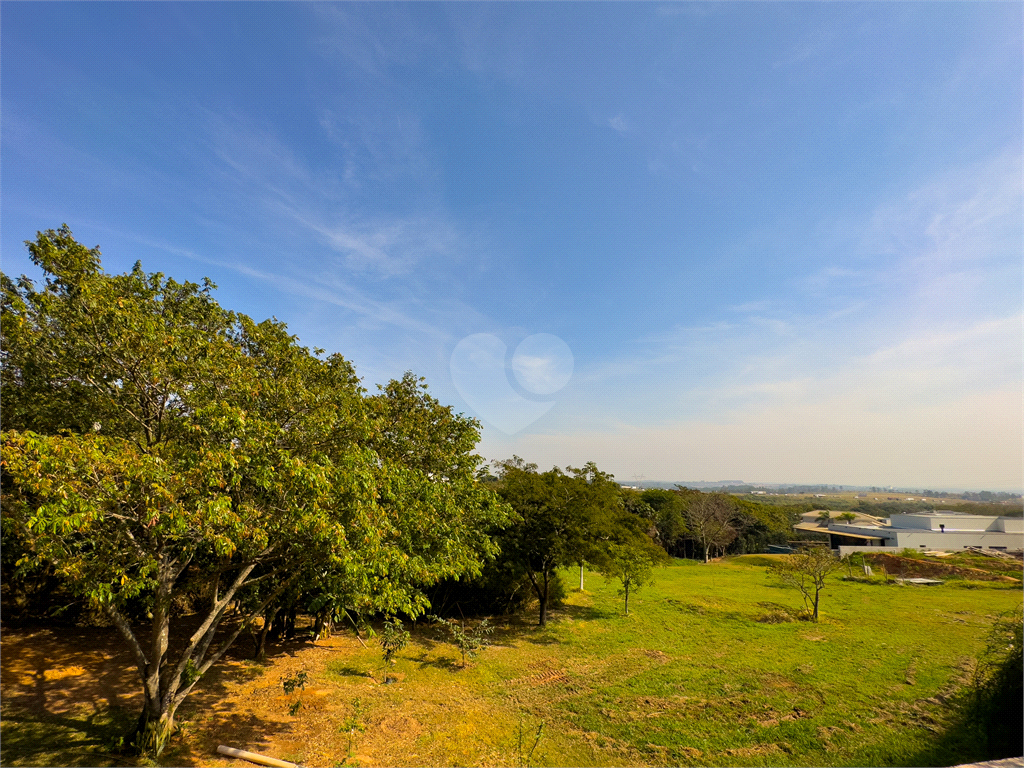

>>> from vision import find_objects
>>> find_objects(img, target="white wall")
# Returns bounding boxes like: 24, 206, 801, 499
997, 517, 1023, 534
834, 532, 1022, 553
889, 514, 1009, 532
889, 529, 1022, 550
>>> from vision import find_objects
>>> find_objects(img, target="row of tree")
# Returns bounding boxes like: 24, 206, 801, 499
623, 487, 794, 561
0, 227, 798, 756
421, 469, 800, 627
490, 458, 666, 622
1, 228, 512, 754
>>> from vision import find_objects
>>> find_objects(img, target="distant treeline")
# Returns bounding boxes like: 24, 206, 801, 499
734, 494, 1022, 518
639, 481, 1022, 504
623, 487, 801, 559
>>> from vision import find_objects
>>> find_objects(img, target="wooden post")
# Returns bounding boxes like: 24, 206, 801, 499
217, 745, 299, 768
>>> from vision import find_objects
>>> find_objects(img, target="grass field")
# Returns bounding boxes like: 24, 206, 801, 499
2, 555, 1020, 767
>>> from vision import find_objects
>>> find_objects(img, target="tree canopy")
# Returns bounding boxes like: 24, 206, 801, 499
492, 457, 663, 625
492, 458, 618, 625
1, 226, 510, 754
634, 487, 796, 560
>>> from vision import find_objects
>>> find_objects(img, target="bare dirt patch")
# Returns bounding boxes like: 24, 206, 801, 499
1, 626, 143, 717
1, 622, 404, 767
507, 668, 571, 688
724, 743, 783, 757
1, 619, 538, 768
863, 553, 1020, 582
639, 649, 670, 663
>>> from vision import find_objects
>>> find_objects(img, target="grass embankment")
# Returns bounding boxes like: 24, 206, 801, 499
2, 556, 1020, 767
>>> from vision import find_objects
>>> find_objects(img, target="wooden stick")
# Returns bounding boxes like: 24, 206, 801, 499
217, 744, 299, 768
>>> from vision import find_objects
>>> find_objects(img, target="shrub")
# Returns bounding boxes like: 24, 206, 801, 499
425, 569, 566, 618
962, 604, 1023, 758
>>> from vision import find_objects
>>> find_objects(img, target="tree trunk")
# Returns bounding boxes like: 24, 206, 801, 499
525, 567, 549, 627
624, 580, 630, 616
312, 610, 332, 641
539, 572, 549, 627
132, 698, 177, 756
579, 562, 584, 591
100, 555, 286, 758
285, 603, 298, 640
256, 605, 280, 661
812, 589, 820, 622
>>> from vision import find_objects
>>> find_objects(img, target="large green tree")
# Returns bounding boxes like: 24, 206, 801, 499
635, 488, 689, 557
493, 458, 624, 626
1, 227, 509, 755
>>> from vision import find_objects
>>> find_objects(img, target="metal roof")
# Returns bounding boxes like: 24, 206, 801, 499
827, 530, 887, 541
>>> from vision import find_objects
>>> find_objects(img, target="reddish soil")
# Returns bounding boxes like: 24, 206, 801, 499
0, 617, 479, 768
862, 553, 1021, 582
0, 620, 367, 767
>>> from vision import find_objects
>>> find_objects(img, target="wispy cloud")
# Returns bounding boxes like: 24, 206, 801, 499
802, 265, 863, 293
225, 261, 446, 338
281, 209, 468, 279
504, 146, 1022, 486
862, 149, 1022, 308
309, 4, 432, 79
83, 226, 442, 338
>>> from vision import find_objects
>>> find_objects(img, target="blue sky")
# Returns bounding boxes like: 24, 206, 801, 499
2, 2, 1021, 490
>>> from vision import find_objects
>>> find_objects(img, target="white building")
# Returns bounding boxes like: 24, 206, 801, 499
794, 511, 1024, 553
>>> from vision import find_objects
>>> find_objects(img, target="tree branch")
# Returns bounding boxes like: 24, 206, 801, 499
103, 603, 149, 680
172, 571, 299, 707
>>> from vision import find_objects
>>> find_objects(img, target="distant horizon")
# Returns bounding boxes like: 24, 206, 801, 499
616, 480, 1023, 496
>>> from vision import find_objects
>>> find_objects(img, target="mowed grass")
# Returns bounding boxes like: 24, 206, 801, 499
305, 556, 1020, 767
2, 556, 1020, 767
540, 557, 1020, 766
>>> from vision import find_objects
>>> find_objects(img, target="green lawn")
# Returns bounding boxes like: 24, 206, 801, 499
2, 556, 1020, 767
321, 555, 1020, 767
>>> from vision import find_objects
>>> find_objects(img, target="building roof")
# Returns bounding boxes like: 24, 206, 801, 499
828, 530, 887, 541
